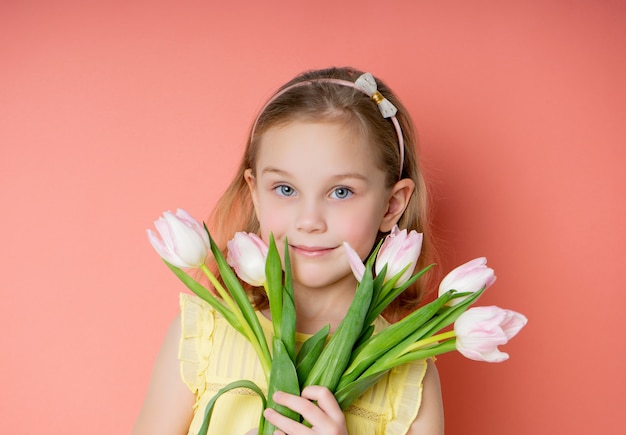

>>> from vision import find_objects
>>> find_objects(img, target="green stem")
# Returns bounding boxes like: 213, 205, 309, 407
200, 265, 237, 311
200, 264, 272, 379
402, 330, 456, 355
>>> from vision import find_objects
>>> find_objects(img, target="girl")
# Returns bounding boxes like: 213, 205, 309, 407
134, 67, 444, 434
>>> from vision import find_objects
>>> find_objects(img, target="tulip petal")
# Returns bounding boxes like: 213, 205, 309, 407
375, 226, 402, 273
164, 213, 210, 267
149, 220, 193, 268
227, 232, 268, 286
175, 208, 210, 246
374, 226, 423, 287
343, 242, 365, 282
147, 229, 187, 268
500, 310, 528, 339
147, 209, 210, 268
439, 257, 496, 306
457, 344, 510, 363
454, 306, 527, 363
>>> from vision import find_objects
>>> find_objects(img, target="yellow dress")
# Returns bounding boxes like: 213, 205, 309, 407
179, 293, 429, 435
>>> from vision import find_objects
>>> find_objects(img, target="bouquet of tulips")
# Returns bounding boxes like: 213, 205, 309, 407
148, 209, 527, 434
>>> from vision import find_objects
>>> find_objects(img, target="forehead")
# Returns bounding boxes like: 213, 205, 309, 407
255, 120, 382, 177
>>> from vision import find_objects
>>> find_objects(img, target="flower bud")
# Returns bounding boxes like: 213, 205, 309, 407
454, 306, 528, 362
438, 257, 497, 305
375, 226, 423, 287
227, 232, 269, 286
147, 209, 210, 269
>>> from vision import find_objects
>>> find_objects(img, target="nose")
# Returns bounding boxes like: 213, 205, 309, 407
295, 199, 327, 233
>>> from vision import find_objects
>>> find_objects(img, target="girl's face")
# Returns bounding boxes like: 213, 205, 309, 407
245, 120, 409, 292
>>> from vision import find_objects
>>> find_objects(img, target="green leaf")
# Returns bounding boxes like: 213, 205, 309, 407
351, 289, 487, 384
281, 237, 296, 362
198, 379, 267, 435
353, 324, 375, 350
303, 261, 374, 392
356, 319, 449, 381
334, 372, 387, 410
265, 234, 283, 340
163, 260, 244, 336
416, 287, 486, 338
336, 340, 457, 411
338, 290, 453, 389
295, 324, 330, 386
262, 338, 301, 435
365, 263, 435, 326
364, 239, 384, 268
207, 230, 271, 367
369, 262, 387, 309
387, 339, 457, 368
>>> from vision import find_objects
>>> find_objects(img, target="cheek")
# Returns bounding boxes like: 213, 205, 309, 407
336, 219, 379, 258
342, 201, 387, 254
256, 205, 287, 240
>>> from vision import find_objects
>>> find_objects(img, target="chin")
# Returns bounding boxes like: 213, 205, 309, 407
292, 269, 356, 291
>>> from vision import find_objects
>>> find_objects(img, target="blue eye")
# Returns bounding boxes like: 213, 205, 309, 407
331, 187, 353, 199
275, 185, 296, 197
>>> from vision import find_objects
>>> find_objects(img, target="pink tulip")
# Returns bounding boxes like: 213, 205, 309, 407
438, 257, 497, 305
147, 209, 210, 268
454, 306, 528, 362
343, 242, 365, 282
227, 232, 269, 286
375, 226, 423, 287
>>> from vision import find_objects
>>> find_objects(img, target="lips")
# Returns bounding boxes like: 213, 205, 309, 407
290, 244, 337, 258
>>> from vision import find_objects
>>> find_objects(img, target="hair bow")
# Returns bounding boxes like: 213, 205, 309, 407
354, 73, 398, 118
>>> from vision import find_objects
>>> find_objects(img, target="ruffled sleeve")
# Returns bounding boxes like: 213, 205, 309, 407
178, 293, 215, 399
385, 358, 429, 434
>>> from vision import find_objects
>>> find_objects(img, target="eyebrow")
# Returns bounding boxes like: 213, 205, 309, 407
261, 166, 369, 182
261, 167, 290, 176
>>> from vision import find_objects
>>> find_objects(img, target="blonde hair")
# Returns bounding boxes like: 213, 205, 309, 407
207, 67, 436, 322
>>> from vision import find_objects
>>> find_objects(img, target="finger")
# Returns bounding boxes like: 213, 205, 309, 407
300, 386, 345, 423
272, 389, 347, 434
271, 391, 327, 423
263, 407, 311, 435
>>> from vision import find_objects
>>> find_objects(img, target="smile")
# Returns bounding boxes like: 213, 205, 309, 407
290, 244, 336, 258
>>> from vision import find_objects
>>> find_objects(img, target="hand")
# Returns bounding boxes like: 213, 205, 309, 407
263, 386, 347, 435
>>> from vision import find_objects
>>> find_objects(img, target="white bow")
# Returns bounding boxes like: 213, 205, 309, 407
354, 72, 398, 118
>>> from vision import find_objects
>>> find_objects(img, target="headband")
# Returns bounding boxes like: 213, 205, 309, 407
251, 72, 405, 178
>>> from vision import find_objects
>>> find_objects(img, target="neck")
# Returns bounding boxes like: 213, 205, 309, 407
291, 276, 357, 334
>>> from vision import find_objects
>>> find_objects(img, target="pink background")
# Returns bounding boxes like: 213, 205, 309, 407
1, 1, 624, 433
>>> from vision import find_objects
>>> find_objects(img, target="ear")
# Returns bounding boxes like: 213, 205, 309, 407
379, 178, 415, 233
244, 168, 260, 219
